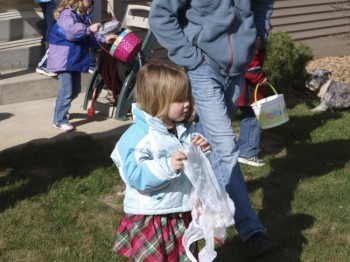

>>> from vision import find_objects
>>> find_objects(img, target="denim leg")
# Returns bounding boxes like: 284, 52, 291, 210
72, 71, 82, 99
54, 72, 81, 125
238, 106, 261, 157
39, 1, 55, 68
39, 2, 54, 43
39, 3, 49, 42
51, 0, 61, 15
188, 63, 265, 241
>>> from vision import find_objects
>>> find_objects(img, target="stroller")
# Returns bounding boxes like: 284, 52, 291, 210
83, 4, 155, 121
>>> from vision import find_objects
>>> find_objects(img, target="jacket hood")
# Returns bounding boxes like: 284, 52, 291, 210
132, 103, 189, 138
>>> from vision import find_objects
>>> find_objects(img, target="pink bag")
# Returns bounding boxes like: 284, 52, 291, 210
109, 29, 142, 63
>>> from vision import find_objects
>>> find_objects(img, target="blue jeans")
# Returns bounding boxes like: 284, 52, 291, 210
238, 106, 261, 157
39, 0, 60, 68
54, 72, 81, 125
188, 63, 266, 241
39, 0, 59, 43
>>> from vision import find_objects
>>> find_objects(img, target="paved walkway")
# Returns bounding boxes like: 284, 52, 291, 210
0, 92, 132, 152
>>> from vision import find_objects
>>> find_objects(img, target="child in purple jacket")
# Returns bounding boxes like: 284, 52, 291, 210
48, 0, 117, 132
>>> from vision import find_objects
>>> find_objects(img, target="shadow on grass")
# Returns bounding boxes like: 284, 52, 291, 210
0, 125, 129, 213
0, 110, 348, 261
217, 111, 349, 261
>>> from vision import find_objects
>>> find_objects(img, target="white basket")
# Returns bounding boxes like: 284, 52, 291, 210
251, 83, 289, 129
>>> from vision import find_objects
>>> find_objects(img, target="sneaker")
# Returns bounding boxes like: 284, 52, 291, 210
36, 66, 57, 77
245, 232, 277, 257
53, 123, 74, 132
238, 155, 266, 167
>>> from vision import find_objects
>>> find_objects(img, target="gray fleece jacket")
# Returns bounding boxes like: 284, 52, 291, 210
149, 0, 274, 76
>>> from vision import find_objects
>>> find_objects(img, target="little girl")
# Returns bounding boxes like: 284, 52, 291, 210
111, 61, 210, 261
47, 0, 117, 132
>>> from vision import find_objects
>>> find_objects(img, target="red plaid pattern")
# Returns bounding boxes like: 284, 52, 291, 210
113, 212, 197, 261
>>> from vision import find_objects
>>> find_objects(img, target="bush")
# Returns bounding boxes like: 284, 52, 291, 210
264, 31, 314, 95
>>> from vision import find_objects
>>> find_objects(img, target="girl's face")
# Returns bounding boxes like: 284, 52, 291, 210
82, 0, 93, 10
162, 100, 190, 128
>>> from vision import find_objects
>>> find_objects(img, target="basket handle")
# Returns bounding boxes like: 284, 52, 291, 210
254, 82, 278, 105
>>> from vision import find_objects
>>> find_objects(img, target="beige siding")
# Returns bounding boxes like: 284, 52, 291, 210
271, 0, 350, 57
113, 0, 350, 58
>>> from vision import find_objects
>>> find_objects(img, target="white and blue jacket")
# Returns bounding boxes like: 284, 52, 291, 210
111, 104, 202, 215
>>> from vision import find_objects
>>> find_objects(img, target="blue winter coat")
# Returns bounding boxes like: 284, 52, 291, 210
111, 104, 204, 215
47, 9, 104, 73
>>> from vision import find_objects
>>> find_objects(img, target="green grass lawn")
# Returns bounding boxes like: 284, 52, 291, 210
0, 101, 349, 262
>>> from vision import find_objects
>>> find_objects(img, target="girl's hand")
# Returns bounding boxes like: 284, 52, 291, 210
105, 34, 118, 44
261, 77, 268, 85
171, 151, 187, 172
192, 135, 211, 152
90, 23, 101, 33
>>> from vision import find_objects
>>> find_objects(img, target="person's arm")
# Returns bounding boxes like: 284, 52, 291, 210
111, 140, 183, 193
245, 48, 266, 85
149, 0, 203, 69
251, 0, 274, 47
56, 10, 93, 42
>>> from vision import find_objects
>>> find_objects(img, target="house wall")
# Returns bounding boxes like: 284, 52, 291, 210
112, 0, 350, 58
271, 0, 350, 58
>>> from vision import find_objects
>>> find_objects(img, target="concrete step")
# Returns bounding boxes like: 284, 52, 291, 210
0, 0, 36, 13
0, 69, 92, 105
0, 2, 113, 108
0, 9, 43, 41
0, 37, 43, 70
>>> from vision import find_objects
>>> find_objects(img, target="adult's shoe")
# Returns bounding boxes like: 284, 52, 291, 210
244, 232, 277, 257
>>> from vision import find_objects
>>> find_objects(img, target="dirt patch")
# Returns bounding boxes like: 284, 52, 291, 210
99, 186, 125, 211
306, 55, 350, 83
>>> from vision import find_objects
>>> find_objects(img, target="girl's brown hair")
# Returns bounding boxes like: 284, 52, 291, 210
54, 0, 93, 20
134, 60, 194, 122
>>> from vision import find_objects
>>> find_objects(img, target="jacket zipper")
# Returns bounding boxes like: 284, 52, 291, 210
226, 32, 234, 75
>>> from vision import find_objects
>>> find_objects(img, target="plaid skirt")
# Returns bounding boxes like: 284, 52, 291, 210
113, 212, 197, 262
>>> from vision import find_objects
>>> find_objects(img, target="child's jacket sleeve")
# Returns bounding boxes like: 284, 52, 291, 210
111, 135, 183, 193
56, 10, 92, 42
245, 48, 266, 85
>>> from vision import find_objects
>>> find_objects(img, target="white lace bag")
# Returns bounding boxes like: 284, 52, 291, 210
182, 144, 235, 262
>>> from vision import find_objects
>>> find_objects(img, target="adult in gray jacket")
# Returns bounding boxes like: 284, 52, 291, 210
149, 0, 277, 257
